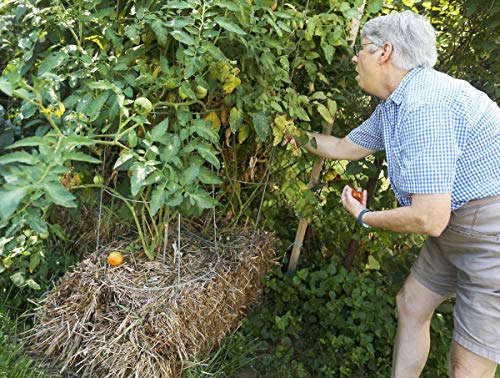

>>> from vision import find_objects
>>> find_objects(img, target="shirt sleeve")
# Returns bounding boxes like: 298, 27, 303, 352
348, 104, 385, 151
398, 104, 459, 195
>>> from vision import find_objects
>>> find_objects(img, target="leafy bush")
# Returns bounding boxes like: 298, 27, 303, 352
244, 261, 396, 377
240, 254, 454, 377
0, 228, 79, 315
0, 0, 373, 282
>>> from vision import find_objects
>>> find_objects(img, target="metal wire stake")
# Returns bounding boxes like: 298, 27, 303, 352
95, 148, 107, 255
250, 147, 276, 251
177, 212, 181, 290
211, 168, 218, 256
162, 223, 168, 264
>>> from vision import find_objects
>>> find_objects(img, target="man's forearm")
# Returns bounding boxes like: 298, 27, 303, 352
303, 132, 374, 161
362, 206, 448, 237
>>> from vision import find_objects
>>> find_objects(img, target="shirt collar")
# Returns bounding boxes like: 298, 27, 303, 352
387, 67, 425, 105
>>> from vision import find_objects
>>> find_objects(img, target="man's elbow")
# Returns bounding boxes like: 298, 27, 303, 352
411, 194, 451, 237
411, 210, 449, 236
420, 216, 449, 237
426, 223, 447, 237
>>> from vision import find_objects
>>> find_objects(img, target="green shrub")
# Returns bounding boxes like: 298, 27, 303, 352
244, 262, 396, 377
241, 254, 455, 377
0, 229, 79, 316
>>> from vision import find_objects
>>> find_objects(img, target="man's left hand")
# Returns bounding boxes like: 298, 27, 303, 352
341, 185, 368, 219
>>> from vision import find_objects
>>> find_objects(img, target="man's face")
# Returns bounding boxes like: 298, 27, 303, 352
352, 39, 380, 95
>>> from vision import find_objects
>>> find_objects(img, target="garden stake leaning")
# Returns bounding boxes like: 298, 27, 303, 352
287, 2, 365, 275
287, 122, 332, 275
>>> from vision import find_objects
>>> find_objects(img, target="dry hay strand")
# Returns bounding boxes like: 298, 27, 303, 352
26, 225, 281, 378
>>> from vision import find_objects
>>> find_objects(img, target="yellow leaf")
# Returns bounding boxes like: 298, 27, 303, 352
205, 111, 221, 131
216, 61, 231, 82
223, 75, 241, 94
272, 127, 283, 146
272, 114, 287, 146
323, 169, 338, 182
289, 137, 300, 156
238, 123, 250, 144
274, 114, 288, 130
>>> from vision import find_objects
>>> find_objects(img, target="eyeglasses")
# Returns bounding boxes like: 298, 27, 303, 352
353, 42, 375, 57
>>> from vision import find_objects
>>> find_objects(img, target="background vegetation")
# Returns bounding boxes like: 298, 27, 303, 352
0, 0, 498, 376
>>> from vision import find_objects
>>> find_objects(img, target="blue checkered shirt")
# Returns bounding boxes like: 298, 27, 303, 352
348, 67, 500, 210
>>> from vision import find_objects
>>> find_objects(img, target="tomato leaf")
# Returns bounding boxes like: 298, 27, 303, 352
198, 166, 222, 185
196, 145, 220, 170
29, 252, 41, 273
64, 151, 101, 164
0, 77, 13, 96
43, 183, 77, 208
113, 151, 135, 170
0, 188, 28, 218
151, 20, 168, 46
251, 111, 269, 142
151, 118, 170, 142
0, 151, 37, 165
229, 107, 243, 133
317, 103, 334, 124
131, 165, 155, 196
214, 17, 246, 35
150, 182, 166, 216
7, 137, 48, 149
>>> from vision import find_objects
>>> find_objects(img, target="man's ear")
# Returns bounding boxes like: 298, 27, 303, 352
378, 42, 393, 64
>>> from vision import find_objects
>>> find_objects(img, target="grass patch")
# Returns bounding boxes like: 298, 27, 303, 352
0, 311, 51, 378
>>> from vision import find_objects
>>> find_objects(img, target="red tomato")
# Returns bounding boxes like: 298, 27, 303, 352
351, 189, 363, 203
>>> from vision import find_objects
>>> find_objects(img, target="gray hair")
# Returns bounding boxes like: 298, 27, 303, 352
361, 11, 438, 70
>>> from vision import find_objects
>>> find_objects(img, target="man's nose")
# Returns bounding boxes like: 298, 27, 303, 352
351, 55, 358, 64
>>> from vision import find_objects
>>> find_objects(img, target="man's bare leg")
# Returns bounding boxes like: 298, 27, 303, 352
448, 340, 498, 378
392, 273, 447, 378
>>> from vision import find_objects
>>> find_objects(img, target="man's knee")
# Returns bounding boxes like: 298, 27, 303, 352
448, 355, 472, 378
448, 358, 497, 378
396, 277, 442, 323
396, 285, 427, 322
448, 341, 498, 378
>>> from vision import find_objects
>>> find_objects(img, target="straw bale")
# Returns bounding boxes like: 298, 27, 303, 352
27, 226, 280, 377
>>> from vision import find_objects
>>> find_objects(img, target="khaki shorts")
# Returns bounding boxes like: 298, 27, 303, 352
411, 196, 500, 363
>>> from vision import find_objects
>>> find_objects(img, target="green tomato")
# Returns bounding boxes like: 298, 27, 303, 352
93, 175, 104, 185
178, 87, 189, 100
141, 31, 156, 44
134, 97, 153, 115
39, 232, 49, 240
164, 79, 178, 90
195, 85, 208, 99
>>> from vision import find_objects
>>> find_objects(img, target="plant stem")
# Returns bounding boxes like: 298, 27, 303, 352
153, 99, 206, 110
96, 186, 152, 260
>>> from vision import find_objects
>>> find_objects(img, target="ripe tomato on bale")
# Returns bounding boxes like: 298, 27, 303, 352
107, 251, 124, 267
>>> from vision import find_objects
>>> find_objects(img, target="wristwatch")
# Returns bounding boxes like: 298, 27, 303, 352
357, 208, 371, 228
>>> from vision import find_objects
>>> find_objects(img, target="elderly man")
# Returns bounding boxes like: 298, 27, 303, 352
301, 10, 500, 378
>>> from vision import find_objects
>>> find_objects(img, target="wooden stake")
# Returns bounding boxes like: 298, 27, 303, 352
347, 0, 366, 47
287, 122, 333, 275
287, 3, 366, 275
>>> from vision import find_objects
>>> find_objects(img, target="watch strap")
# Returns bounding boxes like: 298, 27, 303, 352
357, 208, 371, 228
